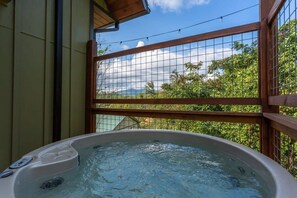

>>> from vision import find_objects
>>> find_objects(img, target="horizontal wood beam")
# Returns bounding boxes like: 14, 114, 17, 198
268, 94, 297, 107
95, 22, 260, 61
92, 108, 262, 124
263, 113, 297, 140
94, 98, 261, 105
267, 0, 286, 25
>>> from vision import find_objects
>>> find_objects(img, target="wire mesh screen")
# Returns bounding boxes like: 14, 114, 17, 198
97, 31, 258, 99
96, 114, 260, 151
270, 0, 297, 96
272, 129, 297, 178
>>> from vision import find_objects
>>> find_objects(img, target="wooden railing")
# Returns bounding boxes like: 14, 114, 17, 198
264, 0, 297, 174
86, 22, 262, 139
87, 23, 261, 122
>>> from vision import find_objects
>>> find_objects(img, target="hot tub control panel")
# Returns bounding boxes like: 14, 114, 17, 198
9, 157, 33, 169
0, 170, 14, 178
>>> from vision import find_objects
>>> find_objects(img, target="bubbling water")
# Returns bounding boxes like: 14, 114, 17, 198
23, 142, 269, 198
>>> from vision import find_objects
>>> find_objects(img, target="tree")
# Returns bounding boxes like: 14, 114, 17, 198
145, 81, 156, 96
155, 42, 260, 150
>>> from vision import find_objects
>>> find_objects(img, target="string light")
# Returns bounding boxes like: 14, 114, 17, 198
100, 4, 259, 47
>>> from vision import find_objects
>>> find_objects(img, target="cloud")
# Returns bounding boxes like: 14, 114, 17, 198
97, 45, 233, 93
147, 0, 210, 12
136, 41, 145, 48
121, 44, 130, 50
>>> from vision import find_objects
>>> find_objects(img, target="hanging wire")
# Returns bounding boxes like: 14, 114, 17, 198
100, 4, 259, 46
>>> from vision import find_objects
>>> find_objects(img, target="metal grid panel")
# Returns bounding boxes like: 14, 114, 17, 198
97, 31, 258, 99
272, 129, 297, 178
96, 114, 260, 151
271, 0, 297, 95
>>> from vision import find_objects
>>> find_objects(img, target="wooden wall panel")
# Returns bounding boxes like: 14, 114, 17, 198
0, 1, 13, 29
0, 0, 90, 171
43, 0, 55, 145
68, 0, 89, 137
11, 0, 21, 162
70, 51, 86, 137
63, 0, 71, 48
61, 48, 71, 139
0, 1, 14, 171
73, 0, 89, 53
10, 0, 47, 161
43, 44, 54, 145
0, 27, 13, 170
17, 35, 45, 156
20, 0, 46, 39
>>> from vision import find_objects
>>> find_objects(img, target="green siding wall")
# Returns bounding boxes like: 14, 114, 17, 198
0, 2, 14, 171
0, 0, 90, 171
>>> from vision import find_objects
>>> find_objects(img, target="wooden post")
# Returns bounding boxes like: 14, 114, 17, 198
259, 0, 279, 157
85, 40, 97, 133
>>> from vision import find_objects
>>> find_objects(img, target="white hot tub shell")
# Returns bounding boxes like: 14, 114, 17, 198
0, 130, 296, 197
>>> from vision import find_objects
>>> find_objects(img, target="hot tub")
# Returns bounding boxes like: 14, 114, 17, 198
0, 130, 296, 197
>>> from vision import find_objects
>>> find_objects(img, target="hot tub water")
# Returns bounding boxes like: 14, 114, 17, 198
20, 141, 269, 198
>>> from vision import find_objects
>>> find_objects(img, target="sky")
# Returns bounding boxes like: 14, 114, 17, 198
97, 0, 259, 53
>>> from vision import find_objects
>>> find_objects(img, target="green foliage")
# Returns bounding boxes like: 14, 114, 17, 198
98, 46, 109, 55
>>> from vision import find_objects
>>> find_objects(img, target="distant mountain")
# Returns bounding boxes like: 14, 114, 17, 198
116, 88, 145, 96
